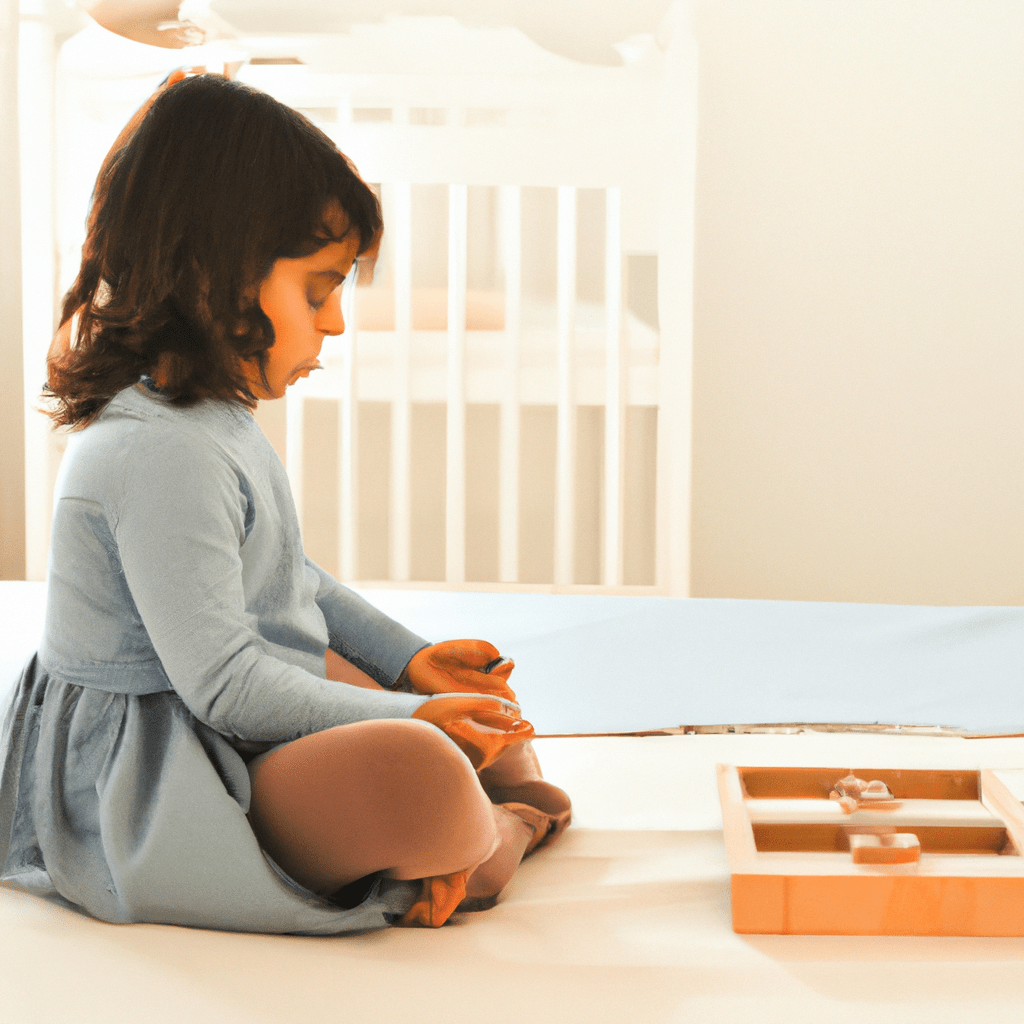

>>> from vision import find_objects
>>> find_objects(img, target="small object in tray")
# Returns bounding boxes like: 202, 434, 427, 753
829, 773, 896, 812
849, 832, 921, 865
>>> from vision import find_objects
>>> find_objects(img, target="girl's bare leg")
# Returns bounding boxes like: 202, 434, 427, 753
476, 738, 545, 791
477, 742, 572, 822
462, 804, 534, 904
323, 650, 570, 843
247, 718, 532, 901
476, 742, 572, 858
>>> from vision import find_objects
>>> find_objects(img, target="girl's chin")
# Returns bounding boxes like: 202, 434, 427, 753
288, 365, 320, 387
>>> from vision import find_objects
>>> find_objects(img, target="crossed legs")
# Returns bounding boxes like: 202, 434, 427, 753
246, 718, 534, 903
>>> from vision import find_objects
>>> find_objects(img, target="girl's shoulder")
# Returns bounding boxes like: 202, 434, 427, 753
90, 384, 258, 458
107, 382, 254, 433
61, 385, 268, 504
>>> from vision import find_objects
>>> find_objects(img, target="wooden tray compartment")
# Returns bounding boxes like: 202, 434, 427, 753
752, 823, 1014, 856
739, 766, 980, 801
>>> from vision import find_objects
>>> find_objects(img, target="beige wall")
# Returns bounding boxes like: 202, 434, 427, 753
13, 0, 1024, 603
689, 0, 1024, 605
0, 0, 25, 581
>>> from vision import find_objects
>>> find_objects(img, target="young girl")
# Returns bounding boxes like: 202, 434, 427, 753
0, 71, 570, 933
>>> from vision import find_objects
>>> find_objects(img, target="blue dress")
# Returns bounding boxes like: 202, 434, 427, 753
0, 384, 433, 933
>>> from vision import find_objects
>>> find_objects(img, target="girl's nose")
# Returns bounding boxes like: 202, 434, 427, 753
316, 290, 345, 336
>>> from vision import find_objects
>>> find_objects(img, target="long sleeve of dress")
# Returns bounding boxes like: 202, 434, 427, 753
307, 560, 429, 688
108, 414, 428, 743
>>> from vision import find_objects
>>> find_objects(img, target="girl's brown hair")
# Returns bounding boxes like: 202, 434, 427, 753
46, 74, 382, 427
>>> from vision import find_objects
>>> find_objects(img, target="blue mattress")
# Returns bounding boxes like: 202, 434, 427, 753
2, 582, 1021, 736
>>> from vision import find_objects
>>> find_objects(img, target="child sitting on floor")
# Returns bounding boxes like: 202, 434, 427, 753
0, 71, 569, 933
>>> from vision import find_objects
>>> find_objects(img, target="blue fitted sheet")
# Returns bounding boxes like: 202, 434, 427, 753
3, 582, 1021, 735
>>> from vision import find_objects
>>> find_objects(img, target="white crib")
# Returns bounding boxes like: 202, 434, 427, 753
237, 16, 696, 593
29, 11, 697, 594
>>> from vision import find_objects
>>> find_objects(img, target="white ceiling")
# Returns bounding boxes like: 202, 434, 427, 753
77, 0, 677, 66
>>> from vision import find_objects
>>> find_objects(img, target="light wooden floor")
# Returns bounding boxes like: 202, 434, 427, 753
4, 731, 1024, 1024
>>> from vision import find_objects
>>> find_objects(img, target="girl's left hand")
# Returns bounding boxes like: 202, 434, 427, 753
401, 639, 516, 701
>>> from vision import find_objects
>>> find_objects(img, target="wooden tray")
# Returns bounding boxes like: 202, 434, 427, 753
717, 765, 1024, 935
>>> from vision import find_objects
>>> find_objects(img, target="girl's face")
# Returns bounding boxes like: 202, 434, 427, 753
251, 213, 361, 401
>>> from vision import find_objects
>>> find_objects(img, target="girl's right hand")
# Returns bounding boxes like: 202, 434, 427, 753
412, 693, 535, 771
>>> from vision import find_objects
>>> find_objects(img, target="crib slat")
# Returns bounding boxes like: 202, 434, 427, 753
603, 187, 625, 587
338, 261, 359, 581
554, 186, 577, 585
390, 181, 413, 582
446, 183, 467, 583
498, 185, 521, 583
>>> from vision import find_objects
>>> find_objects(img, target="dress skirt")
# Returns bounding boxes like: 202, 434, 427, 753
0, 655, 420, 934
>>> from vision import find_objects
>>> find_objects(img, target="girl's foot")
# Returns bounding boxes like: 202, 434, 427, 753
458, 805, 535, 911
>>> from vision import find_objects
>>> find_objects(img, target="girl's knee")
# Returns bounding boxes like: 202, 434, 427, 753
368, 717, 475, 776
351, 719, 497, 879
248, 717, 497, 887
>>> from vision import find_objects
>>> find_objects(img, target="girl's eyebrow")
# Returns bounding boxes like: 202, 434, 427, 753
310, 269, 346, 285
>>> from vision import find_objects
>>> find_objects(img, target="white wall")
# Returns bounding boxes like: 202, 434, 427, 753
690, 0, 1024, 605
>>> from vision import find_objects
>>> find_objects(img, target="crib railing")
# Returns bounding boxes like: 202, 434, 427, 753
271, 178, 664, 593
225, 15, 688, 593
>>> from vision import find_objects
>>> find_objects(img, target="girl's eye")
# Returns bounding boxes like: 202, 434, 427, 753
307, 279, 345, 312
